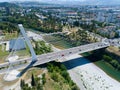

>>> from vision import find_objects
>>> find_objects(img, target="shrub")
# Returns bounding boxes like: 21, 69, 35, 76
42, 73, 46, 85
51, 72, 59, 82
103, 55, 112, 62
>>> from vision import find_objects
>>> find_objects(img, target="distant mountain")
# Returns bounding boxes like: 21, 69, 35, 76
76, 0, 120, 5
1, 0, 120, 5
25, 0, 120, 5
44, 0, 120, 5
36, 0, 120, 5
0, 2, 19, 7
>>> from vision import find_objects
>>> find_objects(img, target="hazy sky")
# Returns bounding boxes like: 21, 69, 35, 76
0, 0, 120, 5
0, 0, 103, 1
0, 0, 119, 2
0, 0, 90, 2
0, 0, 102, 2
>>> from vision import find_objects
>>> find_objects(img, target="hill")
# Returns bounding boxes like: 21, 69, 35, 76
0, 2, 19, 8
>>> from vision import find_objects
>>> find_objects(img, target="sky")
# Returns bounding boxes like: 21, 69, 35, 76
0, 0, 120, 5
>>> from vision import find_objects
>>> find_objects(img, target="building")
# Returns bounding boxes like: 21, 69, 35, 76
9, 38, 26, 52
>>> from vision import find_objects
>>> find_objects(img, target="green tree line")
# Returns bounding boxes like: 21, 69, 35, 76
103, 55, 120, 71
3, 13, 62, 33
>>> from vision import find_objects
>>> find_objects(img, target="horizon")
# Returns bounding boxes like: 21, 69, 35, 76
0, 0, 120, 5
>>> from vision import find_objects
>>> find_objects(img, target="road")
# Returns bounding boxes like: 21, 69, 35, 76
0, 41, 8, 45
34, 41, 109, 66
0, 41, 110, 74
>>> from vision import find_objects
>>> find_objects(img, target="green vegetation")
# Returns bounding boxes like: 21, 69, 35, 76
44, 35, 73, 49
73, 20, 116, 38
0, 22, 18, 33
20, 62, 79, 90
42, 73, 46, 85
74, 20, 107, 31
0, 2, 19, 8
47, 62, 79, 90
0, 45, 9, 63
0, 45, 9, 57
14, 49, 30, 58
73, 21, 96, 32
33, 40, 52, 55
103, 55, 120, 71
66, 29, 91, 46
31, 73, 36, 86
92, 20, 107, 28
3, 13, 62, 33
20, 74, 43, 90
54, 29, 95, 47
0, 2, 62, 34
3, 32, 18, 40
0, 41, 30, 64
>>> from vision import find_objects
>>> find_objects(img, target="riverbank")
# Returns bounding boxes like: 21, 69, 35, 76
42, 33, 120, 89
63, 54, 120, 90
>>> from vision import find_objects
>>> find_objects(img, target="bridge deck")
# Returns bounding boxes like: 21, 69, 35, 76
34, 41, 109, 66
0, 41, 110, 73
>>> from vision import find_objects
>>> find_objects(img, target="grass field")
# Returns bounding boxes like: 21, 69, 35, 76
15, 49, 30, 59
4, 33, 18, 40
0, 45, 9, 63
0, 43, 30, 63
43, 35, 73, 49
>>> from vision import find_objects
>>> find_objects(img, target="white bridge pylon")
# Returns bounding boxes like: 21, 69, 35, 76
4, 24, 37, 81
18, 24, 37, 62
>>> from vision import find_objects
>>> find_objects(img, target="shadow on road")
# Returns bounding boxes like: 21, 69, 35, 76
17, 61, 37, 77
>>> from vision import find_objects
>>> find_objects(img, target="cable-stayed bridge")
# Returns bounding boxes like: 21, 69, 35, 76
0, 24, 120, 81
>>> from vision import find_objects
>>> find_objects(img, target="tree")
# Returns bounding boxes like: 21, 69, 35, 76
20, 79, 25, 88
73, 21, 79, 27
71, 85, 79, 90
60, 64, 67, 71
103, 55, 112, 62
51, 72, 59, 82
110, 60, 119, 68
47, 63, 54, 72
117, 65, 120, 71
61, 70, 69, 79
42, 73, 46, 85
34, 40, 52, 55
37, 83, 43, 90
114, 32, 119, 38
31, 73, 36, 86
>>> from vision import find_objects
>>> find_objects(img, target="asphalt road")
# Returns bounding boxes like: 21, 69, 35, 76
0, 41, 111, 74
